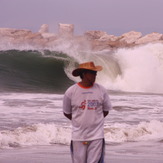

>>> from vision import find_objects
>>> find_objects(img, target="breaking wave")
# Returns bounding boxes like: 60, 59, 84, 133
0, 120, 163, 148
0, 42, 163, 94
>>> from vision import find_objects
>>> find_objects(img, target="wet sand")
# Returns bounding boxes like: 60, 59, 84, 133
0, 144, 163, 163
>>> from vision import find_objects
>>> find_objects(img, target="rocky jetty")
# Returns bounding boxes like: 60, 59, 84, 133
0, 24, 163, 51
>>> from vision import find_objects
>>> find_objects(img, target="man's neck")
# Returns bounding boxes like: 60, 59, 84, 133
79, 81, 94, 88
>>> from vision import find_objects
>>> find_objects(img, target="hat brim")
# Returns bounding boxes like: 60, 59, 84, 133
72, 66, 102, 77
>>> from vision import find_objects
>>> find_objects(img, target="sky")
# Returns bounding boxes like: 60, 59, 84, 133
0, 0, 163, 36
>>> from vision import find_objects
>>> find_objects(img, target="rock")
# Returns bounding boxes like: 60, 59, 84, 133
84, 31, 120, 49
135, 32, 163, 44
24, 32, 48, 47
119, 31, 142, 44
0, 27, 48, 47
58, 23, 74, 37
99, 34, 118, 42
84, 31, 108, 40
0, 28, 33, 46
38, 24, 57, 39
41, 33, 57, 39
84, 30, 141, 48
0, 28, 31, 38
0, 24, 163, 51
24, 32, 42, 40
38, 24, 49, 33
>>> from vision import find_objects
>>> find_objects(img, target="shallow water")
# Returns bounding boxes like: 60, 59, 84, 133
0, 91, 163, 162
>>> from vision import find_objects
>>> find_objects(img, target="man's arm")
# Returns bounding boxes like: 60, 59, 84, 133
63, 93, 72, 120
103, 111, 109, 117
64, 112, 72, 120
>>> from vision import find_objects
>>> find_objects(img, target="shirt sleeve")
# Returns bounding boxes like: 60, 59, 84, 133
63, 94, 72, 114
103, 91, 112, 111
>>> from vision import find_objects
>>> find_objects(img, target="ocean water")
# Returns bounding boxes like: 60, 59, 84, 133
0, 42, 163, 162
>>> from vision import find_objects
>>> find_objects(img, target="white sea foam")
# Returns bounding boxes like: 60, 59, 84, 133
0, 123, 71, 148
64, 43, 163, 94
111, 43, 163, 93
0, 120, 163, 149
105, 120, 163, 143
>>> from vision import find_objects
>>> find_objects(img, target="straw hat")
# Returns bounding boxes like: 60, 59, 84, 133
72, 61, 103, 77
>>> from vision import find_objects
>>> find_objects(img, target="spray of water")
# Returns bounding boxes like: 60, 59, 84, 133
1, 38, 163, 94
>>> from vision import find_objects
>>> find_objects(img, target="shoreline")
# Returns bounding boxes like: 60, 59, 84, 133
0, 144, 163, 163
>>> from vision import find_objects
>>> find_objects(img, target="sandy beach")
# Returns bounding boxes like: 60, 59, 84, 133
0, 144, 163, 163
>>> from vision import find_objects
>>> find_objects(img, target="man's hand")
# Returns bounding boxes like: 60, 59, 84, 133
103, 111, 109, 117
64, 113, 72, 120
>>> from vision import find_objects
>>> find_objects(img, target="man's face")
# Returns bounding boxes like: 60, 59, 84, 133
84, 70, 97, 84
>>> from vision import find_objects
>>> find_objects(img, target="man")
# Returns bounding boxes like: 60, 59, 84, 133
63, 61, 112, 163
